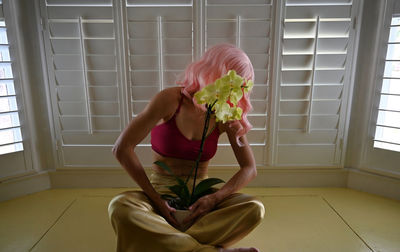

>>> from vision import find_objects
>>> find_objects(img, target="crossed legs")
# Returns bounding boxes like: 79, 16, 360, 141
108, 191, 264, 252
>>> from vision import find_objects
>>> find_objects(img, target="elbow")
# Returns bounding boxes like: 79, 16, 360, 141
244, 165, 257, 180
112, 143, 130, 161
112, 143, 120, 157
251, 166, 257, 179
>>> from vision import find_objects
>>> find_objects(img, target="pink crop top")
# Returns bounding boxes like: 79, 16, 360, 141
151, 94, 219, 162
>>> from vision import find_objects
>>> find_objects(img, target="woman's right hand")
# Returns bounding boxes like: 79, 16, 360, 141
153, 197, 179, 228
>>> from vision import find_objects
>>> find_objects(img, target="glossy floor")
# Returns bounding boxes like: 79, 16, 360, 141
0, 188, 399, 252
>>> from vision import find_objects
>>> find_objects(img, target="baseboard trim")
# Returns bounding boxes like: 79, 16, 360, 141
0, 171, 51, 202
49, 168, 348, 188
347, 168, 400, 201
3, 168, 400, 202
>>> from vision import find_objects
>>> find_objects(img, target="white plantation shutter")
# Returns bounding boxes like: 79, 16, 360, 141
362, 0, 400, 174
206, 0, 272, 166
39, 0, 362, 169
126, 0, 194, 166
0, 0, 32, 178
373, 4, 400, 152
41, 0, 123, 167
0, 6, 23, 155
275, 0, 358, 166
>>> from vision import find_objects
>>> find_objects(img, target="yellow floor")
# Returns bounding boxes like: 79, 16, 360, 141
0, 188, 399, 252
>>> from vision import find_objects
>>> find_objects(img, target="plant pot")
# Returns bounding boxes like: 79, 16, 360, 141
173, 209, 193, 232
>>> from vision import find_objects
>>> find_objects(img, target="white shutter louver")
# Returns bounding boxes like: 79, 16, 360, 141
373, 15, 400, 152
206, 0, 272, 166
0, 2, 23, 155
126, 0, 194, 166
41, 0, 123, 167
0, 0, 33, 179
275, 0, 357, 166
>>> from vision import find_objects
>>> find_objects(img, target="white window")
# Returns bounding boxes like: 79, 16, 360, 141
373, 15, 400, 152
40, 0, 361, 169
0, 0, 32, 180
274, 0, 360, 167
0, 1, 23, 155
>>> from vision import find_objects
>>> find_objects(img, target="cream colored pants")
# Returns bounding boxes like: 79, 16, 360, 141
108, 173, 265, 252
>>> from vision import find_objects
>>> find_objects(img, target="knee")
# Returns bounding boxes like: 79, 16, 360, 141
108, 191, 142, 224
108, 193, 129, 224
245, 198, 265, 224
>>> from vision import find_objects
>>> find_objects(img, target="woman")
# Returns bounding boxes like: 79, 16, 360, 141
108, 44, 265, 252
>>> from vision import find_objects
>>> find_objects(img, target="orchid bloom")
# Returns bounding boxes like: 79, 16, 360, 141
194, 70, 253, 123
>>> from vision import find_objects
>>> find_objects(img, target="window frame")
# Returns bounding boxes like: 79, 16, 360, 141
38, 0, 362, 170
0, 0, 34, 180
362, 0, 400, 178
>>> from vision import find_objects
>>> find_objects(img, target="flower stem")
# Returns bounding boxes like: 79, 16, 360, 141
185, 100, 218, 185
189, 105, 212, 203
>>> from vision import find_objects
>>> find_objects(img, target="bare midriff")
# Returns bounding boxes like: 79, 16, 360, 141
152, 151, 209, 178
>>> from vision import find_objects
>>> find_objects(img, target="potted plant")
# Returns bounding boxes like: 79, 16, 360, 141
154, 70, 254, 231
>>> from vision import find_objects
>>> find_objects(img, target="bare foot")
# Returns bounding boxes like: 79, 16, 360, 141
219, 247, 259, 252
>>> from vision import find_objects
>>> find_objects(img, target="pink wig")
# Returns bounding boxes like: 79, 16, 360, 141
178, 43, 254, 140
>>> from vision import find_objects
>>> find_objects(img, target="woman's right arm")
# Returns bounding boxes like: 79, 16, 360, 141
112, 88, 180, 226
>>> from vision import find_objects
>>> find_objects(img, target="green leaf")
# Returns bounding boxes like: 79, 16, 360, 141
191, 188, 216, 205
168, 185, 184, 198
168, 184, 191, 208
193, 178, 225, 199
154, 160, 173, 175
154, 161, 186, 186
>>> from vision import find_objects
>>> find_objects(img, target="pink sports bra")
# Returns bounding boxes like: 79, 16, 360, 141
151, 94, 220, 162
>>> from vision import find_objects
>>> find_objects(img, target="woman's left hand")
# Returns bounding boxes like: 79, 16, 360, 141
183, 194, 218, 224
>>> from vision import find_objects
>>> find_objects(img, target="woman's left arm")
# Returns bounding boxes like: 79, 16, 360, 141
212, 127, 257, 203
185, 124, 257, 222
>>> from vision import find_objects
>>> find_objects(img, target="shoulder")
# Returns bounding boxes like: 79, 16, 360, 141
143, 87, 183, 119
152, 86, 182, 103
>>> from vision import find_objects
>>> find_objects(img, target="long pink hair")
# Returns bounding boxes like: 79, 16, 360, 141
178, 43, 254, 140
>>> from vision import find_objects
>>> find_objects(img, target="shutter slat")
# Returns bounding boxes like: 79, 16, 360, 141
207, 5, 271, 20
278, 130, 338, 144
59, 101, 119, 116
378, 94, 400, 111
47, 0, 112, 5
128, 21, 192, 38
286, 0, 352, 5
279, 115, 339, 130
280, 100, 340, 115
286, 5, 351, 19
60, 116, 120, 131
277, 145, 335, 165
375, 126, 400, 145
62, 132, 120, 145
377, 111, 400, 129
0, 127, 22, 145
127, 7, 192, 21
47, 6, 113, 19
